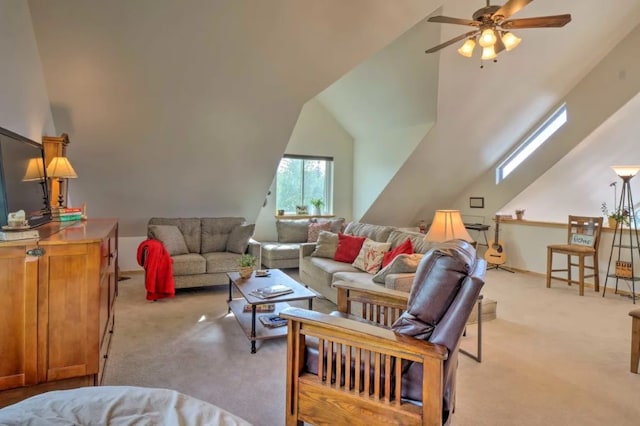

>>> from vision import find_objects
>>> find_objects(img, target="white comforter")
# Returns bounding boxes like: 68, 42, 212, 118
0, 386, 252, 425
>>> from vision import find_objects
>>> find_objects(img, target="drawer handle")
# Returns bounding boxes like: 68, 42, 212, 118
26, 248, 46, 257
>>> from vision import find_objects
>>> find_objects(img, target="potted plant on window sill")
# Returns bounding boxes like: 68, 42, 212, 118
601, 202, 629, 229
238, 254, 257, 279
310, 198, 324, 216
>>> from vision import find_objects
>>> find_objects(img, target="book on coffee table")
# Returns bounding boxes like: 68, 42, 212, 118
250, 284, 294, 299
243, 303, 275, 313
259, 314, 288, 328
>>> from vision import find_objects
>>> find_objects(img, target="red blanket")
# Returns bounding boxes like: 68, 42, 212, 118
137, 239, 175, 301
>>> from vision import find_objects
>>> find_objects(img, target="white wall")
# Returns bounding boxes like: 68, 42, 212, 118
0, 1, 55, 139
253, 99, 354, 242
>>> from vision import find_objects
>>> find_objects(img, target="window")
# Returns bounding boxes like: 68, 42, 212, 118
276, 154, 333, 214
496, 103, 567, 184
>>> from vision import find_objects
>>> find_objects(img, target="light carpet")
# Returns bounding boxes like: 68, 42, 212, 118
104, 270, 640, 425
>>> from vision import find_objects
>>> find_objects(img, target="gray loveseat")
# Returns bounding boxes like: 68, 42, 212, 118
299, 222, 437, 304
147, 217, 260, 289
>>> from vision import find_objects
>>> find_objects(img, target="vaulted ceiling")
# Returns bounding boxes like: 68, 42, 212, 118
25, 0, 640, 234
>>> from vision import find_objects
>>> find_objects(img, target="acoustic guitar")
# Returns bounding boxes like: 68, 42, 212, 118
484, 216, 507, 265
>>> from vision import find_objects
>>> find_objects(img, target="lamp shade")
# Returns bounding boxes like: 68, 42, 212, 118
22, 158, 46, 181
479, 28, 497, 48
611, 165, 640, 178
457, 38, 476, 58
501, 31, 522, 51
47, 157, 78, 179
424, 210, 474, 243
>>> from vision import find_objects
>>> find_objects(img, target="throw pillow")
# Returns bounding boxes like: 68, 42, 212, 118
373, 253, 424, 284
308, 221, 332, 242
276, 219, 310, 243
334, 233, 366, 264
226, 223, 255, 254
352, 239, 392, 274
382, 237, 414, 268
148, 225, 189, 256
311, 231, 339, 258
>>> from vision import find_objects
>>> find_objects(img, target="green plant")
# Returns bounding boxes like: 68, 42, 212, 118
238, 253, 257, 268
310, 198, 324, 209
601, 202, 629, 224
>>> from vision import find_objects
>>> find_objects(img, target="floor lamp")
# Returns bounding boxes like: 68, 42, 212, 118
46, 156, 78, 208
424, 209, 475, 244
603, 165, 640, 303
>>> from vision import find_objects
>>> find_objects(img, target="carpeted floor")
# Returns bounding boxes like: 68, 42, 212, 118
104, 269, 640, 425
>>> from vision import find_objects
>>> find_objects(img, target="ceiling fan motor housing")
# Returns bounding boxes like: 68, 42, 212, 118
472, 5, 501, 23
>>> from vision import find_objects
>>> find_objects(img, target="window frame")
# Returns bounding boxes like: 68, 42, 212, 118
275, 154, 334, 215
496, 103, 568, 184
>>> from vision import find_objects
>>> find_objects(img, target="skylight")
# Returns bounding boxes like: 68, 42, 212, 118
496, 104, 567, 184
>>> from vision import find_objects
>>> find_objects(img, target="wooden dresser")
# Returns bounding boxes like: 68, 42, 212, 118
0, 219, 118, 407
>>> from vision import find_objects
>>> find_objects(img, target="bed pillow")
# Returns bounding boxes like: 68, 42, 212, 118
334, 233, 366, 263
149, 225, 189, 256
311, 231, 339, 258
373, 253, 424, 284
382, 237, 414, 268
308, 221, 332, 242
352, 239, 392, 274
226, 223, 255, 254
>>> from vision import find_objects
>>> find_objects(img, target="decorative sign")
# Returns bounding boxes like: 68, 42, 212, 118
570, 233, 595, 247
615, 261, 633, 278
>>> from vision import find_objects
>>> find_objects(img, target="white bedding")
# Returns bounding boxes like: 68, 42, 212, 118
0, 386, 252, 425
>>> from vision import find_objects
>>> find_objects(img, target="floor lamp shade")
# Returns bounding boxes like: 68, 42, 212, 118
424, 210, 474, 243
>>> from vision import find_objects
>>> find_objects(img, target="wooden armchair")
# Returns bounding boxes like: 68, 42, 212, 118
280, 240, 486, 426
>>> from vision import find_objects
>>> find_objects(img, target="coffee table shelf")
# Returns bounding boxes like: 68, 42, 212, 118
227, 299, 291, 340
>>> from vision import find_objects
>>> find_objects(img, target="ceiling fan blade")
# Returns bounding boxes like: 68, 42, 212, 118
500, 14, 572, 29
493, 0, 534, 21
425, 30, 479, 54
494, 33, 506, 54
428, 15, 481, 27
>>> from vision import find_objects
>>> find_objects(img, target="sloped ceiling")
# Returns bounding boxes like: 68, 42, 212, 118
26, 0, 440, 234
363, 0, 640, 226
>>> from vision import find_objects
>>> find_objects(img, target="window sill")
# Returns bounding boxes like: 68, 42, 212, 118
274, 214, 335, 220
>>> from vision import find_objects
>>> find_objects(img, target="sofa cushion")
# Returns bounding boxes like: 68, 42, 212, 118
312, 217, 346, 233
262, 242, 300, 261
386, 230, 435, 254
382, 237, 414, 268
310, 256, 361, 275
227, 223, 255, 254
201, 217, 245, 253
333, 271, 378, 286
172, 253, 207, 275
351, 239, 391, 274
202, 252, 243, 274
307, 221, 331, 242
311, 231, 339, 258
334, 233, 366, 263
344, 222, 395, 242
373, 253, 424, 284
148, 225, 189, 256
277, 219, 310, 243
149, 218, 201, 254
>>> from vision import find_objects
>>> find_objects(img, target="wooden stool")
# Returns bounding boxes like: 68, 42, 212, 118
630, 309, 640, 374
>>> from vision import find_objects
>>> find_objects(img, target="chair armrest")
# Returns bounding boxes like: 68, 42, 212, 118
279, 307, 447, 361
332, 279, 408, 301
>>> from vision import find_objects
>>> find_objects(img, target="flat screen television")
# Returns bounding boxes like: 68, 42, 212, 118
0, 126, 52, 228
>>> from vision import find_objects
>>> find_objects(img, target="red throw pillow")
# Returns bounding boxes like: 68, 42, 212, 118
334, 233, 367, 263
382, 237, 414, 268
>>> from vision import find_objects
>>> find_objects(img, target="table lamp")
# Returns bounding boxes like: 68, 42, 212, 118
46, 156, 78, 208
22, 157, 48, 211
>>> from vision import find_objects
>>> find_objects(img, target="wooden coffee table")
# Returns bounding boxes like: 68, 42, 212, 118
227, 269, 316, 353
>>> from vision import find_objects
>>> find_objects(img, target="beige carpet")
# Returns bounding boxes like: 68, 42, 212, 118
104, 270, 640, 425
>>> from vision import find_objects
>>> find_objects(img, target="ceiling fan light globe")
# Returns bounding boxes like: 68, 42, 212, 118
457, 38, 476, 58
481, 46, 497, 60
501, 31, 522, 51
479, 28, 497, 47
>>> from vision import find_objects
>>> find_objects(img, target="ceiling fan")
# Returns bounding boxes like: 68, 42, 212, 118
424, 0, 571, 61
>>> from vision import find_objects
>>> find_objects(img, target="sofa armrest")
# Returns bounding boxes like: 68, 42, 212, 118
299, 242, 316, 258
247, 238, 261, 259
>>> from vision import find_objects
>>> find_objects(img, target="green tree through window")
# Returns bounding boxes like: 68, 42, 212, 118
276, 155, 333, 214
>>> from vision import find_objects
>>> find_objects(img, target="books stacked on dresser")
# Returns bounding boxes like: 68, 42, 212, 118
0, 229, 40, 241
52, 207, 82, 222
250, 284, 294, 299
259, 314, 288, 328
